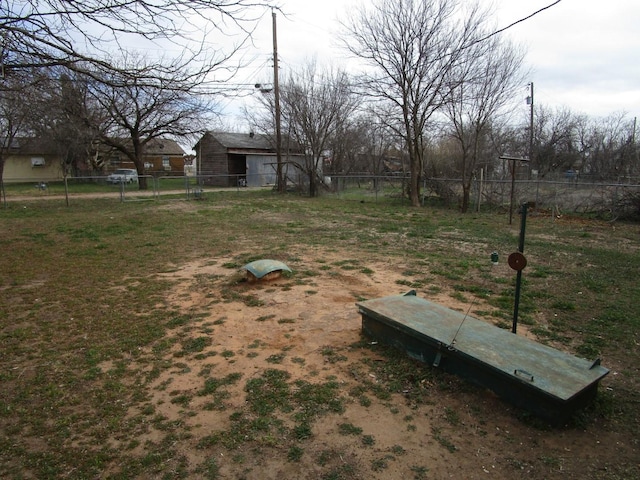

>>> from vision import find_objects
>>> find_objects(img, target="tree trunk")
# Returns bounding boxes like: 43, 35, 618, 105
309, 171, 317, 197
410, 156, 421, 207
131, 161, 148, 190
461, 183, 471, 213
408, 134, 422, 207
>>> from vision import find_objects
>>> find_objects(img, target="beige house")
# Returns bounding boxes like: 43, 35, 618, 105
2, 137, 186, 183
2, 138, 64, 183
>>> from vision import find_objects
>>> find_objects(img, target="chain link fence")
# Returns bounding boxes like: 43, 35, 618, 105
3, 173, 640, 220
326, 174, 640, 220
0, 174, 259, 205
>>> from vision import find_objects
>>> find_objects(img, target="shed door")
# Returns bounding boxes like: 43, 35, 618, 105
228, 154, 246, 187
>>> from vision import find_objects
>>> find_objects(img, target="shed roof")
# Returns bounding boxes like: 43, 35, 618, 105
208, 132, 274, 151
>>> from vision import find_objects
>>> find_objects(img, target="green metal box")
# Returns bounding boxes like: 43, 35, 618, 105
357, 292, 609, 423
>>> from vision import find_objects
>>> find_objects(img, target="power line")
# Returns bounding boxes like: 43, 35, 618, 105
424, 1, 563, 67
472, 1, 563, 48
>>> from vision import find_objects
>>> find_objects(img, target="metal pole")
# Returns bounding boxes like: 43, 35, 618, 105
272, 10, 284, 193
529, 82, 534, 163
509, 160, 516, 225
64, 175, 69, 207
512, 202, 529, 334
476, 167, 483, 213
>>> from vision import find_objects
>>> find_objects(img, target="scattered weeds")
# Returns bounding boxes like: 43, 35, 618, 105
2, 193, 638, 479
338, 423, 362, 436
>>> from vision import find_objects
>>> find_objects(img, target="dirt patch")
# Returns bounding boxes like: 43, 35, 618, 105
125, 249, 627, 479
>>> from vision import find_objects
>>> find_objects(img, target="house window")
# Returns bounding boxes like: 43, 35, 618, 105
31, 157, 45, 167
162, 156, 171, 171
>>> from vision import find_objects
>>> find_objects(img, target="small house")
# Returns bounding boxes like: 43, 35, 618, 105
1, 138, 64, 183
94, 138, 186, 176
194, 132, 304, 187
2, 137, 186, 183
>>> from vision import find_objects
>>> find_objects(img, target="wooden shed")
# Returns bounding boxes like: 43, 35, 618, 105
194, 132, 304, 188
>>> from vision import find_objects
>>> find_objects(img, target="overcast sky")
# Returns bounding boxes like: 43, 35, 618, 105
226, 0, 639, 127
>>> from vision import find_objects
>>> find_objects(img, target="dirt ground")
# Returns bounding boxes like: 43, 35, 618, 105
132, 249, 629, 480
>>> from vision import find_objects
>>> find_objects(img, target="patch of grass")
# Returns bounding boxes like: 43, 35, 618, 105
361, 434, 375, 446
432, 427, 456, 453
390, 445, 406, 455
180, 336, 212, 354
166, 314, 195, 328
292, 379, 345, 422
278, 318, 296, 324
2, 192, 638, 479
287, 445, 304, 462
410, 465, 429, 480
293, 422, 313, 440
199, 373, 242, 396
266, 353, 285, 364
248, 339, 265, 349
371, 455, 394, 472
450, 291, 468, 303
245, 369, 292, 416
321, 347, 348, 363
551, 300, 576, 311
338, 423, 362, 436
198, 456, 220, 479
444, 406, 460, 425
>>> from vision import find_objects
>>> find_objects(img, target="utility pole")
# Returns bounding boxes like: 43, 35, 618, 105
272, 10, 284, 192
527, 82, 534, 163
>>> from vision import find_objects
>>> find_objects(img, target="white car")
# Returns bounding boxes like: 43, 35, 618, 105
107, 169, 138, 184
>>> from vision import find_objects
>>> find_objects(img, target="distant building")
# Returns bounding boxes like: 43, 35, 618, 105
93, 138, 186, 177
194, 132, 304, 187
2, 137, 186, 183
2, 138, 64, 183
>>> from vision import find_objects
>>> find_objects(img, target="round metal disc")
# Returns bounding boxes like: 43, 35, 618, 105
508, 252, 527, 271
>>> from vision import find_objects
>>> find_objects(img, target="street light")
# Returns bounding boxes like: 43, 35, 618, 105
254, 83, 272, 94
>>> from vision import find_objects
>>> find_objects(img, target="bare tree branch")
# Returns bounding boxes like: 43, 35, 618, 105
341, 0, 489, 207
1, 0, 274, 84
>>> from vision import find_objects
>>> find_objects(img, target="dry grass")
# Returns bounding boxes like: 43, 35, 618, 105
0, 191, 638, 479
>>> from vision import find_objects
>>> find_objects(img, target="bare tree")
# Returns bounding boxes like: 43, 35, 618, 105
343, 115, 404, 176
444, 33, 527, 212
533, 105, 580, 178
250, 61, 358, 196
84, 58, 214, 189
280, 63, 359, 196
1, 0, 270, 83
341, 0, 488, 206
579, 112, 638, 181
28, 71, 104, 180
